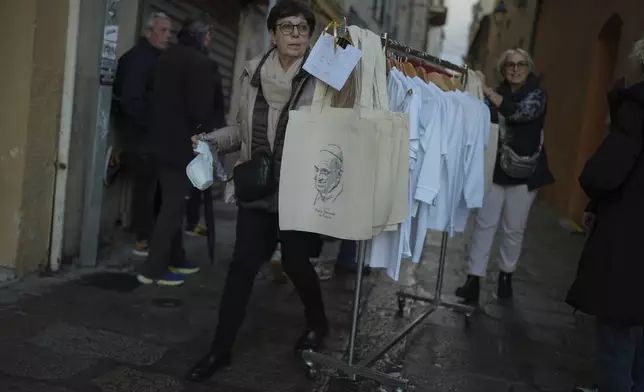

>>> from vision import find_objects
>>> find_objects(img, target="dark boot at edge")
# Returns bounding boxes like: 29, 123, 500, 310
497, 271, 513, 299
455, 275, 480, 303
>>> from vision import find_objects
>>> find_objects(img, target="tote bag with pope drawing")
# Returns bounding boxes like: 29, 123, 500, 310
278, 117, 378, 240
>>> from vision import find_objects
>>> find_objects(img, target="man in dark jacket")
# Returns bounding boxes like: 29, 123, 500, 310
567, 74, 644, 392
113, 12, 171, 257
136, 16, 216, 286
184, 61, 226, 237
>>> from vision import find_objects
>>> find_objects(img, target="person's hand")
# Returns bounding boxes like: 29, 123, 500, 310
191, 135, 199, 150
582, 212, 596, 231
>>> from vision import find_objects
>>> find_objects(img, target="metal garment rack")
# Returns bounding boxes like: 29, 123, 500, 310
301, 33, 476, 392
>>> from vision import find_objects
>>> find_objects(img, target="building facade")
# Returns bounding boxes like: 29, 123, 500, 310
467, 0, 644, 224
532, 0, 644, 222
467, 0, 541, 86
0, 0, 446, 278
468, 0, 496, 45
0, 0, 69, 275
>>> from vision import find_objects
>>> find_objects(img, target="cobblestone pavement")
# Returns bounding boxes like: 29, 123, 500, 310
0, 202, 360, 392
0, 201, 594, 392
327, 201, 595, 392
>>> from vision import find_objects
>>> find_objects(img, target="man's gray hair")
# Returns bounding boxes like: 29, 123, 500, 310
496, 48, 536, 78
143, 11, 170, 31
630, 37, 644, 74
181, 15, 213, 38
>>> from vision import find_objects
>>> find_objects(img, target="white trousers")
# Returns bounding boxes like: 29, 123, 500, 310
468, 183, 537, 277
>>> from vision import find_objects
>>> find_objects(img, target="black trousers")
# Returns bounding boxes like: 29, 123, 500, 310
128, 153, 161, 242
140, 163, 191, 278
211, 207, 328, 355
185, 186, 203, 229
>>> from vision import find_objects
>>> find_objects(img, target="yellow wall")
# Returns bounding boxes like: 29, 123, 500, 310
0, 0, 68, 272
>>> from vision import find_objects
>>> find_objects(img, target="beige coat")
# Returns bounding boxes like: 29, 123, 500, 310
204, 51, 356, 207
203, 52, 316, 208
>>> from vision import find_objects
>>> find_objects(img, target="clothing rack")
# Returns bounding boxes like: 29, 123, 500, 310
301, 33, 476, 392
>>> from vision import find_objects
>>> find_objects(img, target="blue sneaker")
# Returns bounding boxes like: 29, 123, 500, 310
137, 271, 185, 287
169, 260, 200, 275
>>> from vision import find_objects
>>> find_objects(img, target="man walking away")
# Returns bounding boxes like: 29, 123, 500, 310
137, 16, 216, 286
113, 12, 171, 257
184, 61, 226, 237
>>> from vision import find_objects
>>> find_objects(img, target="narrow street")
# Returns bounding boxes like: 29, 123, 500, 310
0, 201, 593, 392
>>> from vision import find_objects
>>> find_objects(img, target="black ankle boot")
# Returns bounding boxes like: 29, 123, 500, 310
455, 275, 480, 302
497, 272, 513, 299
294, 326, 328, 354
185, 351, 232, 382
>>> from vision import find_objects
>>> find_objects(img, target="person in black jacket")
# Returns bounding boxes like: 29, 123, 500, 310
184, 61, 226, 237
113, 12, 171, 257
567, 38, 644, 392
456, 48, 554, 303
136, 16, 216, 287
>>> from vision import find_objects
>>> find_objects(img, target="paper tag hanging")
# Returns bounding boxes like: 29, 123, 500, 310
303, 31, 362, 91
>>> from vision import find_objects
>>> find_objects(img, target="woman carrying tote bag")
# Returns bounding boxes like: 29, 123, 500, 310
185, 1, 357, 382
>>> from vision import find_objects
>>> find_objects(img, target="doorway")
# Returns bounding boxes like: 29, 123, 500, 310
569, 14, 622, 221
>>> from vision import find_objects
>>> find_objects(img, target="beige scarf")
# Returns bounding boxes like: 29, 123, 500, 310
260, 50, 304, 149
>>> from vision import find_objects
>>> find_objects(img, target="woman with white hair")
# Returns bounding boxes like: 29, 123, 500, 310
456, 48, 554, 302
567, 37, 644, 392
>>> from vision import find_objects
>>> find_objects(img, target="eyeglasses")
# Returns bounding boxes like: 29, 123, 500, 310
504, 61, 529, 70
277, 22, 310, 36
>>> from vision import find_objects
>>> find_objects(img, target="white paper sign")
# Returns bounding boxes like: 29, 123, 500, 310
303, 33, 362, 91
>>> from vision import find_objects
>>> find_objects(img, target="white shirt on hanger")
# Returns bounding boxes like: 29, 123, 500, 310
412, 90, 466, 262
368, 68, 422, 280
451, 92, 489, 232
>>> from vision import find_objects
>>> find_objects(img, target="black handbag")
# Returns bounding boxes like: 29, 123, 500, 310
232, 152, 276, 203
498, 115, 543, 179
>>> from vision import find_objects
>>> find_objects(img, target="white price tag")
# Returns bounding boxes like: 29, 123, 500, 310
303, 33, 362, 91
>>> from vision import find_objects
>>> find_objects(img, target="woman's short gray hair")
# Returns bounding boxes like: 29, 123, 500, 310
496, 48, 536, 78
630, 37, 644, 74
144, 12, 170, 30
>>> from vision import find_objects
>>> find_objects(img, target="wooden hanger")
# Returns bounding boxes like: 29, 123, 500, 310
452, 78, 463, 91
403, 61, 417, 78
441, 74, 456, 91
428, 72, 449, 91
416, 66, 428, 82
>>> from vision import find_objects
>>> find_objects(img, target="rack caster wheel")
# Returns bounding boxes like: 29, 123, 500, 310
303, 356, 319, 381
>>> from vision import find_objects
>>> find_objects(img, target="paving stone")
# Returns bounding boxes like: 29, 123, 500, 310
31, 323, 166, 366
92, 367, 182, 392
0, 342, 98, 380
2, 378, 77, 392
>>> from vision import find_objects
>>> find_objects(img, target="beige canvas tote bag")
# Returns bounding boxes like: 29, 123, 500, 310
360, 28, 409, 234
279, 26, 408, 240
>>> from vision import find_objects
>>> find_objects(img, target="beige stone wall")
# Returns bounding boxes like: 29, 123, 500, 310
479, 1, 539, 85
0, 0, 69, 272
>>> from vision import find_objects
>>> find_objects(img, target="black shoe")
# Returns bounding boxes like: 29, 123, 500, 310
185, 351, 232, 382
335, 262, 372, 275
294, 327, 328, 354
455, 275, 480, 303
497, 272, 513, 299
